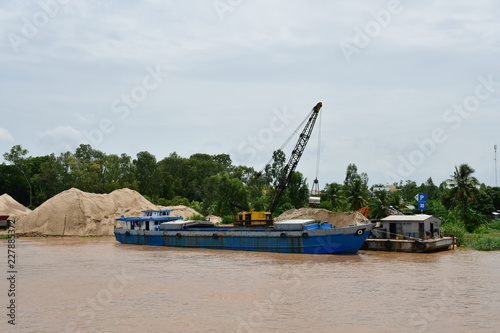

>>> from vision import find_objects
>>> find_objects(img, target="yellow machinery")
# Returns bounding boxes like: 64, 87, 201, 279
233, 102, 322, 226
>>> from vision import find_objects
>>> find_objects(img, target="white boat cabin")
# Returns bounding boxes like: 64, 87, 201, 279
117, 210, 182, 232
377, 214, 441, 240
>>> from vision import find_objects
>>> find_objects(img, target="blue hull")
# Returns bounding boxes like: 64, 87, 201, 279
114, 225, 371, 254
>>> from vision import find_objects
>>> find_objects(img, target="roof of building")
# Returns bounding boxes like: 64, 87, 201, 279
382, 214, 439, 222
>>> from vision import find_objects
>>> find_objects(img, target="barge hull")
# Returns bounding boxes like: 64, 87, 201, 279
362, 237, 455, 253
114, 225, 372, 254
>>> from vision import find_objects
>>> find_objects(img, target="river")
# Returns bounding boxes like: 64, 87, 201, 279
1, 237, 499, 333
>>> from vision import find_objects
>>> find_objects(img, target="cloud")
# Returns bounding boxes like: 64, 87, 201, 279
0, 1, 499, 186
0, 128, 14, 142
38, 126, 86, 153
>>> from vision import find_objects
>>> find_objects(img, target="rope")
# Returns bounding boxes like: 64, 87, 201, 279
373, 228, 424, 241
258, 109, 314, 176
315, 106, 322, 179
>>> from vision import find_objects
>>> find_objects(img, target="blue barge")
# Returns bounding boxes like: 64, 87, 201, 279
114, 210, 373, 254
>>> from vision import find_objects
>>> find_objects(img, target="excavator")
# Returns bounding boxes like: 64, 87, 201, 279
232, 102, 322, 227
357, 206, 369, 218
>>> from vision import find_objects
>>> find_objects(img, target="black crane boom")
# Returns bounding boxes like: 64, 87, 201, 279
233, 102, 322, 227
268, 102, 322, 214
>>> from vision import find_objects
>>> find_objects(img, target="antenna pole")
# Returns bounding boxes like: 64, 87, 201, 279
495, 144, 498, 187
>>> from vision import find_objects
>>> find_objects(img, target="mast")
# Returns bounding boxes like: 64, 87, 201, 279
495, 144, 498, 187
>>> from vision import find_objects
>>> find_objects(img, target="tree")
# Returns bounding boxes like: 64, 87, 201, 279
203, 172, 247, 217
344, 163, 360, 188
399, 180, 418, 201
280, 171, 309, 211
0, 163, 29, 205
264, 150, 286, 187
370, 189, 390, 218
446, 164, 480, 223
3, 145, 34, 206
31, 154, 63, 204
133, 151, 157, 196
346, 178, 368, 211
419, 177, 440, 200
388, 191, 404, 210
322, 182, 343, 210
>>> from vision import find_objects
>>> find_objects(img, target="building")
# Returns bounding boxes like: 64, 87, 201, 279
379, 214, 441, 239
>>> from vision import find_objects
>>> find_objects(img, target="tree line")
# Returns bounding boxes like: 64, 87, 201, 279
2, 144, 500, 228
1, 144, 309, 222
321, 163, 500, 233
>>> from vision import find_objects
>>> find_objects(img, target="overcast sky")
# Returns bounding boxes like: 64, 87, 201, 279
1, 0, 499, 189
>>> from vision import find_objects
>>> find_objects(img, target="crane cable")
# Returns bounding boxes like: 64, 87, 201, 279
311, 108, 321, 196
257, 108, 314, 176
315, 107, 322, 181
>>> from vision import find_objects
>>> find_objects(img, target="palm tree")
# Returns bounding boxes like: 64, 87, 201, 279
446, 164, 480, 222
370, 190, 390, 218
322, 182, 342, 209
346, 179, 368, 211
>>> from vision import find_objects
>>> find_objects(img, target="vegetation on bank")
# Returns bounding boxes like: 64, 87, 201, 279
1, 144, 500, 250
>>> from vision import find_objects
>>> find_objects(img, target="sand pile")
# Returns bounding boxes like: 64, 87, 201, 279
161, 205, 200, 219
17, 188, 200, 236
275, 208, 369, 227
0, 193, 32, 220
205, 215, 222, 224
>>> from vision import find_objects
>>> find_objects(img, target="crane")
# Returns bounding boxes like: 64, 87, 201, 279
233, 102, 322, 227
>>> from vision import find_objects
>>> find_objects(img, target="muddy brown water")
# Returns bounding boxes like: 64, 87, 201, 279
1, 237, 499, 333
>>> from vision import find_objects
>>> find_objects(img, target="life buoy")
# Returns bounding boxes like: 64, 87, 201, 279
302, 232, 309, 239
355, 229, 365, 236
280, 233, 287, 239
175, 233, 181, 239
212, 233, 219, 240
385, 240, 393, 249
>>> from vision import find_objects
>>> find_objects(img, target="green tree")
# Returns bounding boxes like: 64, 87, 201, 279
471, 188, 495, 215
399, 180, 418, 201
370, 189, 390, 218
3, 145, 34, 206
277, 171, 309, 213
446, 164, 480, 223
346, 178, 368, 211
133, 151, 157, 196
203, 172, 247, 217
264, 150, 286, 187
419, 177, 440, 200
344, 163, 360, 188
0, 163, 29, 205
321, 182, 343, 210
485, 186, 500, 210
31, 154, 63, 204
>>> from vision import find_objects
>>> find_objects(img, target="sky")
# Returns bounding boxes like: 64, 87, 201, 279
1, 0, 499, 189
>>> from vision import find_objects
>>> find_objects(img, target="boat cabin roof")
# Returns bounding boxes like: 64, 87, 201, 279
382, 214, 440, 223
142, 210, 172, 213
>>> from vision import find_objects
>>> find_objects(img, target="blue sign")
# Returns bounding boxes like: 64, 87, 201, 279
417, 193, 426, 210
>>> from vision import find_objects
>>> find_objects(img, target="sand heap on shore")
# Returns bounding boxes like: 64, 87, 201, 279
0, 193, 32, 220
161, 205, 199, 219
17, 188, 200, 236
275, 208, 369, 227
